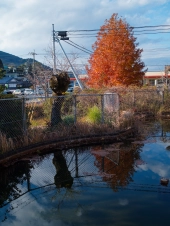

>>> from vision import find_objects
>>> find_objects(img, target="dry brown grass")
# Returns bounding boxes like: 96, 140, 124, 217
0, 120, 128, 154
0, 132, 15, 153
2, 87, 164, 155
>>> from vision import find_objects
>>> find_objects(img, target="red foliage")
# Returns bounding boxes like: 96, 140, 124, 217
86, 14, 147, 88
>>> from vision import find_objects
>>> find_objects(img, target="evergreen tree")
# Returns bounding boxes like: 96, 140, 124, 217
0, 59, 5, 78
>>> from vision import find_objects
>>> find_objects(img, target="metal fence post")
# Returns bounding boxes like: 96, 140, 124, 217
101, 94, 104, 123
22, 97, 27, 133
162, 90, 164, 104
73, 95, 77, 124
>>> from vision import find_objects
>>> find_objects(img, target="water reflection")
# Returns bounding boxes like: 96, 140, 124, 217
0, 161, 33, 208
92, 143, 142, 191
0, 142, 144, 222
0, 122, 170, 225
53, 151, 73, 188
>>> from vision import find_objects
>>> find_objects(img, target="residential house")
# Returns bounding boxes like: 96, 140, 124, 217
0, 77, 32, 90
0, 65, 32, 90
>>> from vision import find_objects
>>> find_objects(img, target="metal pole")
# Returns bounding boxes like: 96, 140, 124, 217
22, 97, 27, 133
29, 50, 37, 92
73, 95, 77, 123
33, 50, 36, 92
52, 24, 57, 75
55, 36, 83, 90
101, 94, 104, 123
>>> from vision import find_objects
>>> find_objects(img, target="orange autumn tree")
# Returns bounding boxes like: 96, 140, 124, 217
86, 14, 147, 88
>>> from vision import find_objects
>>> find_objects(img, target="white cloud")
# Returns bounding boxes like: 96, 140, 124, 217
0, 0, 169, 71
118, 198, 129, 206
118, 0, 167, 7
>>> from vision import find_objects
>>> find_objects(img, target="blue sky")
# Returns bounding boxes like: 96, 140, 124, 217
0, 0, 170, 72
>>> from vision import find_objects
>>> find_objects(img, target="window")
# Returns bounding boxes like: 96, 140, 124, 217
157, 79, 163, 84
9, 84, 16, 87
149, 80, 155, 86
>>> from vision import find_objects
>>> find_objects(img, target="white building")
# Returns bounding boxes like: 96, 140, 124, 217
143, 71, 170, 86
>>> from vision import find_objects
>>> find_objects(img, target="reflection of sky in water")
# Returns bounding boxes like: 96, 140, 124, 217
1, 184, 170, 226
1, 131, 170, 225
134, 137, 170, 181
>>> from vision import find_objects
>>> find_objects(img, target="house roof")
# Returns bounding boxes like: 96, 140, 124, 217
0, 77, 31, 85
0, 77, 13, 84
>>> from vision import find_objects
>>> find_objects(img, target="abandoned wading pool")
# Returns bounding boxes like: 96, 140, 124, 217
0, 88, 170, 225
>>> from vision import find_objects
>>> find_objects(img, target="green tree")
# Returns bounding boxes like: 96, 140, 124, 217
0, 59, 5, 93
0, 59, 5, 78
0, 59, 4, 70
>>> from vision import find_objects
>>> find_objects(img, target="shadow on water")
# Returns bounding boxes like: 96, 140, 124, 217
0, 120, 170, 225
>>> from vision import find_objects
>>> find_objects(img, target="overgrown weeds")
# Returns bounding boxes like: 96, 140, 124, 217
0, 121, 124, 154
1, 86, 170, 155
86, 106, 101, 124
0, 132, 14, 153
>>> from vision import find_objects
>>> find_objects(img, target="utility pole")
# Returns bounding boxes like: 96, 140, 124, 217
52, 24, 83, 90
52, 24, 57, 75
29, 50, 37, 92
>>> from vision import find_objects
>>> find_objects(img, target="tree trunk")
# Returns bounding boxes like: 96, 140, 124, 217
51, 96, 64, 127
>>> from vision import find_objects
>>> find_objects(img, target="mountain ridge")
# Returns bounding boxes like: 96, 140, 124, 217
0, 50, 35, 67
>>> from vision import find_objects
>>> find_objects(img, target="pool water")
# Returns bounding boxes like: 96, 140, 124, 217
0, 122, 170, 225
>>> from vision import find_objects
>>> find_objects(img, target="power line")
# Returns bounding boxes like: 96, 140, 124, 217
62, 24, 170, 33
67, 29, 170, 35
63, 40, 92, 54
135, 31, 170, 35
68, 40, 93, 54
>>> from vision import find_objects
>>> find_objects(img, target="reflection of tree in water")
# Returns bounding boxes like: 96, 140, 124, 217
0, 161, 34, 222
93, 143, 143, 191
0, 161, 33, 208
0, 161, 33, 207
53, 151, 73, 188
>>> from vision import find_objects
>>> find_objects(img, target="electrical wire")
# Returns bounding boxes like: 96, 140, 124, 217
63, 40, 92, 55
68, 40, 93, 54
59, 25, 170, 33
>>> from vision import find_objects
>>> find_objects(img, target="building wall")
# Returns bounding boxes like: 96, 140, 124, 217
143, 71, 170, 86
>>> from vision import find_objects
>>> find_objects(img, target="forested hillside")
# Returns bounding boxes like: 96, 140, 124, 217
0, 51, 33, 66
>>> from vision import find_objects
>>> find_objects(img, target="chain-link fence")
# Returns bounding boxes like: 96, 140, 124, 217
115, 89, 168, 118
0, 89, 168, 140
0, 93, 120, 138
0, 97, 26, 137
